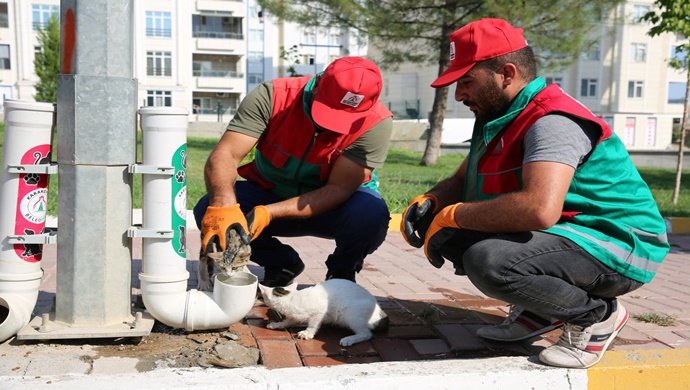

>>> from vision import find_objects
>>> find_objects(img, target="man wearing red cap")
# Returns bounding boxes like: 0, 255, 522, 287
194, 56, 393, 288
401, 18, 668, 368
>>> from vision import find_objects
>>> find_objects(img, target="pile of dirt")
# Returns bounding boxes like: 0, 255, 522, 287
94, 322, 260, 371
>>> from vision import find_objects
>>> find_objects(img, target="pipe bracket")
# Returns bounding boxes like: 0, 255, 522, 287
128, 164, 174, 176
127, 226, 173, 238
7, 232, 57, 244
7, 163, 58, 174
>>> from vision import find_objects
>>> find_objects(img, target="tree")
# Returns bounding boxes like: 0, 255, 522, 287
34, 15, 60, 103
643, 0, 690, 206
257, 0, 622, 165
280, 44, 303, 77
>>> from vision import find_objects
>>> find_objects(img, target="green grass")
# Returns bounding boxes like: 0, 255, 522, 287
632, 312, 677, 327
0, 122, 688, 217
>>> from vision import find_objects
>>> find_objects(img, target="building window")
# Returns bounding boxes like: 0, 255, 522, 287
668, 82, 685, 104
627, 80, 644, 98
0, 3, 9, 28
146, 11, 172, 38
631, 4, 650, 23
545, 76, 563, 87
630, 43, 647, 62
670, 45, 689, 67
32, 4, 59, 30
248, 73, 264, 84
623, 117, 636, 146
582, 44, 600, 61
303, 28, 316, 44
146, 51, 172, 76
645, 117, 657, 147
0, 44, 10, 69
303, 55, 315, 65
580, 78, 598, 97
329, 30, 341, 46
146, 90, 172, 107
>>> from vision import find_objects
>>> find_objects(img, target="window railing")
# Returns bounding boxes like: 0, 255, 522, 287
193, 31, 243, 40
193, 69, 243, 78
146, 28, 172, 37
146, 67, 172, 76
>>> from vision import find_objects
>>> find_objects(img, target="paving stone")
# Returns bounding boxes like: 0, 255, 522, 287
257, 339, 302, 369
371, 338, 421, 362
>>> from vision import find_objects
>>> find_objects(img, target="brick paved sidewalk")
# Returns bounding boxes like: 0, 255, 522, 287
33, 230, 690, 370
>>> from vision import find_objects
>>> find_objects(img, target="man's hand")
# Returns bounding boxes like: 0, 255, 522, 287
401, 194, 439, 248
201, 205, 250, 252
245, 205, 271, 241
423, 203, 462, 268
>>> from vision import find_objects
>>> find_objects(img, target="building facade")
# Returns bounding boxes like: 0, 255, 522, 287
0, 0, 366, 124
1, 1, 685, 150
376, 0, 688, 151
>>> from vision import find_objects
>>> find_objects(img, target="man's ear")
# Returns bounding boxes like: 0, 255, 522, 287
499, 63, 518, 86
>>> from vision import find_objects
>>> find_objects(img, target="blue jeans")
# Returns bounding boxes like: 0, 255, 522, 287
440, 230, 643, 327
193, 181, 390, 276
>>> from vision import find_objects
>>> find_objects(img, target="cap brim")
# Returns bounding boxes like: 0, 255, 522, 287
311, 99, 371, 135
430, 63, 475, 88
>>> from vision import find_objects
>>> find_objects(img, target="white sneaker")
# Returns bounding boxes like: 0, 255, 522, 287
539, 301, 629, 368
476, 305, 563, 342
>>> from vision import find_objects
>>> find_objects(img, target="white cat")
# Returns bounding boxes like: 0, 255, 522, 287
258, 279, 389, 346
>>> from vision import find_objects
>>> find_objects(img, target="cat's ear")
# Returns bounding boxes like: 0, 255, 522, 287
274, 287, 291, 297
257, 283, 271, 296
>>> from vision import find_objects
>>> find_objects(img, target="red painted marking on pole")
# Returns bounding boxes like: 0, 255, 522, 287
61, 9, 76, 74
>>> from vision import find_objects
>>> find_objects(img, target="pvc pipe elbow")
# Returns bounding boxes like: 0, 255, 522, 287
0, 272, 43, 343
139, 271, 257, 331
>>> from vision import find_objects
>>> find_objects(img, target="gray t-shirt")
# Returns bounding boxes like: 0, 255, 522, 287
523, 114, 600, 168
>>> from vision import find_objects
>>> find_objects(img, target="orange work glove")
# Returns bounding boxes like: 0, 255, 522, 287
423, 203, 462, 268
245, 205, 271, 241
400, 193, 440, 248
200, 205, 250, 252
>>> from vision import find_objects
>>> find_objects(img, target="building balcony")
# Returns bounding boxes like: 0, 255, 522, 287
196, 0, 245, 16
195, 70, 245, 92
194, 32, 246, 53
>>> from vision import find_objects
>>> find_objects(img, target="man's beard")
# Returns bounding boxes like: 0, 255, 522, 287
474, 77, 511, 124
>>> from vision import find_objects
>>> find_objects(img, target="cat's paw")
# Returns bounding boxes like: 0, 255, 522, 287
339, 333, 371, 347
297, 330, 315, 340
266, 321, 285, 329
197, 278, 213, 292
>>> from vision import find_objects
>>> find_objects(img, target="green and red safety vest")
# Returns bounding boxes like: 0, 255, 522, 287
238, 76, 392, 199
464, 79, 668, 283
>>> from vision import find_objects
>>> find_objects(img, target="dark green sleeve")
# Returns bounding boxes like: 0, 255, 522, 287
343, 116, 393, 169
225, 81, 273, 138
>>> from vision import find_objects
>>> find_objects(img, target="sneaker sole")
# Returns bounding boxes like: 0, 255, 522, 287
478, 321, 564, 342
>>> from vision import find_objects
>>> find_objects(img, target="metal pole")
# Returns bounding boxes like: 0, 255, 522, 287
18, 0, 153, 339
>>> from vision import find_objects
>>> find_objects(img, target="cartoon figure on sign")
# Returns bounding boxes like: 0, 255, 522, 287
21, 228, 43, 258
178, 226, 186, 254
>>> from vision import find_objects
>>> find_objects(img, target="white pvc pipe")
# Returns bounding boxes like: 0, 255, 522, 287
0, 99, 55, 342
138, 107, 257, 331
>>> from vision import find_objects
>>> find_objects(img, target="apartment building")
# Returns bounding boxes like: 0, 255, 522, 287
0, 0, 365, 123
376, 0, 688, 151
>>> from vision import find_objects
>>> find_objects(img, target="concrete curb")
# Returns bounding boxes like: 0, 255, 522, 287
3, 349, 690, 389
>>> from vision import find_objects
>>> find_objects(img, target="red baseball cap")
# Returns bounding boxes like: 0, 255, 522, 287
431, 18, 528, 88
311, 56, 383, 134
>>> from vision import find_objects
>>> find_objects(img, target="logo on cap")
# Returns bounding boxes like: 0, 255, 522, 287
340, 91, 365, 108
450, 41, 455, 61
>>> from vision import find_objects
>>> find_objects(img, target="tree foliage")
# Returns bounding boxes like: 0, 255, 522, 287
257, 0, 622, 165
642, 0, 690, 206
34, 15, 60, 103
